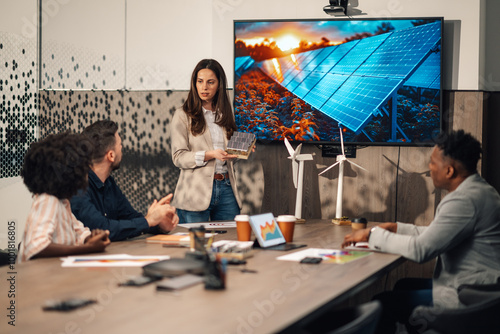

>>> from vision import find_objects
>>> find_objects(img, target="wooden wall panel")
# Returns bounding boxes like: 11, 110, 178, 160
396, 146, 437, 226
448, 91, 484, 137
445, 91, 485, 173
238, 144, 437, 225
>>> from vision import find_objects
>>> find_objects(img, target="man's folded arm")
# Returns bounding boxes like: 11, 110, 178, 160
71, 194, 149, 241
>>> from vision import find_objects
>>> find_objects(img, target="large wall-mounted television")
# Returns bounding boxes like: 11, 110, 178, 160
233, 17, 443, 145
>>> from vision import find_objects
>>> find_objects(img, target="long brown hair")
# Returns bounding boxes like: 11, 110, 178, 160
182, 59, 236, 139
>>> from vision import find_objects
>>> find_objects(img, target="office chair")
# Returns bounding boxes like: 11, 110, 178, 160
409, 282, 500, 334
300, 300, 382, 334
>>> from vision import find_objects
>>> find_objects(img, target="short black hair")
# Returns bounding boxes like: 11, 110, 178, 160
82, 120, 118, 163
21, 131, 92, 199
434, 130, 482, 174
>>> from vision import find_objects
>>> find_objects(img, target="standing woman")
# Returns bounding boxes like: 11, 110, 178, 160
171, 59, 241, 223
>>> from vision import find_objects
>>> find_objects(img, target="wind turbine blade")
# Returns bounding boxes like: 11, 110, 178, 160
339, 128, 345, 156
296, 153, 314, 161
295, 143, 302, 156
346, 159, 367, 171
284, 138, 294, 157
318, 161, 341, 176
292, 160, 298, 188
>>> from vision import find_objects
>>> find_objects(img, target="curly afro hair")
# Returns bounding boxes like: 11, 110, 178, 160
434, 130, 482, 174
21, 131, 93, 199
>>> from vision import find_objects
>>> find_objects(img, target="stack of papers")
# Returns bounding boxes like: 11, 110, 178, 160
146, 233, 191, 246
276, 248, 372, 264
211, 240, 254, 260
177, 222, 236, 229
146, 232, 216, 247
344, 242, 373, 251
60, 254, 170, 267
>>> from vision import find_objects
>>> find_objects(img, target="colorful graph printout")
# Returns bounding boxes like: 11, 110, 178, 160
259, 220, 282, 241
60, 254, 170, 267
276, 248, 372, 264
249, 213, 287, 248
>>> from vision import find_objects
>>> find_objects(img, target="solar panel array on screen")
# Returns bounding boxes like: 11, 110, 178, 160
235, 56, 255, 75
304, 73, 348, 111
256, 21, 441, 134
404, 51, 440, 89
283, 51, 316, 89
316, 42, 359, 74
321, 75, 402, 129
293, 71, 325, 99
226, 131, 256, 159
354, 22, 440, 78
331, 33, 390, 75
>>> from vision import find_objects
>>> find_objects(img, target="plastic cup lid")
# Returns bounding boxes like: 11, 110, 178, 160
277, 215, 296, 222
234, 214, 250, 221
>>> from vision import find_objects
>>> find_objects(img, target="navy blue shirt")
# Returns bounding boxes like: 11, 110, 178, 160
71, 170, 160, 241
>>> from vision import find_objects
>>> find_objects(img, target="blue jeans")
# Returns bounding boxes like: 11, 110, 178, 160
177, 178, 240, 224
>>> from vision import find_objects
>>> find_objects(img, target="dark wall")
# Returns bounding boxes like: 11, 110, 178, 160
485, 91, 500, 193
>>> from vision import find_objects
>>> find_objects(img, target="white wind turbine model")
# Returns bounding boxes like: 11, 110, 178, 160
284, 138, 314, 220
319, 127, 367, 219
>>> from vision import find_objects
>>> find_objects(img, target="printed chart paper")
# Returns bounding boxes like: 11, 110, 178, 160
276, 248, 372, 264
60, 254, 170, 267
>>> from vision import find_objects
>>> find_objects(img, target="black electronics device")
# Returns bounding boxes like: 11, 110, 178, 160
142, 257, 205, 278
119, 275, 161, 286
156, 274, 205, 291
43, 298, 96, 312
300, 257, 323, 264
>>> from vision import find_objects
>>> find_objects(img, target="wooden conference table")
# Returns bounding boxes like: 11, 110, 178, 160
2, 220, 404, 334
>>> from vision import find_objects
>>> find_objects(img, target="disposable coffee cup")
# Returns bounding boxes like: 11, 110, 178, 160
277, 215, 296, 243
234, 214, 251, 241
351, 217, 368, 231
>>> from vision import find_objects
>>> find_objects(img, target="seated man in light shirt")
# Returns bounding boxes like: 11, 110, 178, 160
342, 130, 500, 333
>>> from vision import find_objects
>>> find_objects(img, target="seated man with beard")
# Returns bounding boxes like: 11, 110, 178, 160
71, 120, 179, 241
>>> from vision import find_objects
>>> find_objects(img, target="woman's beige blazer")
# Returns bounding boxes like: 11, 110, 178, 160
170, 108, 242, 211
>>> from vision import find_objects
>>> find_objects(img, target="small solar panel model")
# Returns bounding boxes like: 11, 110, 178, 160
226, 131, 256, 159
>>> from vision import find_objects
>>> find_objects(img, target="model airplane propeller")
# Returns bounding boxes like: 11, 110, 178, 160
284, 138, 314, 220
319, 127, 367, 219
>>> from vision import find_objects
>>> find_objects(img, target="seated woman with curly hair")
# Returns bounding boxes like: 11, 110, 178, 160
18, 132, 110, 262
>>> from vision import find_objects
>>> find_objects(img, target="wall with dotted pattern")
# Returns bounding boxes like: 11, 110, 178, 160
0, 32, 38, 179
39, 90, 185, 215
